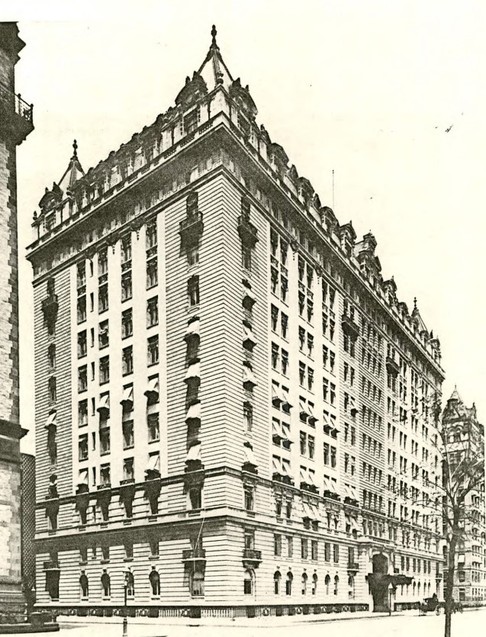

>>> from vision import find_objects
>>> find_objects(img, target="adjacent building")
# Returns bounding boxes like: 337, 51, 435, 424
442, 389, 486, 606
0, 22, 33, 622
28, 27, 445, 618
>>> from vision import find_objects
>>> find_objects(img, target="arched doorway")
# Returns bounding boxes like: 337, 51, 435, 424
368, 553, 390, 612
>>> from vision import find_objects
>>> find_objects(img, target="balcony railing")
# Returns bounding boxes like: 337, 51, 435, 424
43, 560, 60, 571
386, 356, 400, 377
347, 562, 359, 573
243, 548, 262, 563
179, 212, 203, 249
237, 215, 258, 248
0, 82, 33, 122
0, 81, 34, 143
182, 548, 206, 562
341, 313, 360, 339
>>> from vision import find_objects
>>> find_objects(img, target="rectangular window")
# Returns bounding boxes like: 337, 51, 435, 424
308, 435, 315, 460
77, 296, 87, 323
311, 540, 318, 561
271, 305, 279, 331
98, 320, 109, 349
123, 457, 134, 481
324, 542, 331, 562
242, 247, 252, 270
147, 335, 159, 366
122, 346, 133, 376
287, 535, 293, 558
99, 429, 110, 455
147, 297, 159, 327
146, 220, 157, 249
121, 236, 132, 263
147, 413, 160, 442
274, 534, 282, 557
77, 331, 87, 358
301, 538, 308, 560
123, 420, 134, 449
146, 258, 158, 289
121, 272, 132, 301
333, 544, 339, 563
244, 485, 254, 511
78, 434, 88, 461
98, 284, 109, 313
78, 366, 88, 393
187, 246, 199, 266
299, 362, 306, 385
124, 542, 133, 559
188, 275, 199, 306
99, 356, 110, 384
77, 262, 86, 288
78, 399, 88, 426
281, 313, 288, 338
121, 308, 133, 338
100, 463, 110, 486
98, 250, 108, 276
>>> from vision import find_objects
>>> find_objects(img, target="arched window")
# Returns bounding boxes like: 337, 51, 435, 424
301, 572, 308, 595
244, 569, 254, 595
286, 571, 293, 596
417, 582, 421, 596
125, 569, 135, 597
348, 575, 355, 599
101, 570, 111, 597
274, 570, 281, 595
149, 567, 160, 596
334, 575, 339, 596
325, 574, 331, 595
79, 571, 89, 598
312, 573, 318, 595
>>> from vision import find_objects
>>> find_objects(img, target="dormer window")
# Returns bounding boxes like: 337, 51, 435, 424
184, 108, 200, 134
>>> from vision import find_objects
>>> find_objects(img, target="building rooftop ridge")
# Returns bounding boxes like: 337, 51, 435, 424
30, 26, 442, 365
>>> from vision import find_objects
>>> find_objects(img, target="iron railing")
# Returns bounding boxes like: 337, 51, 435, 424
0, 81, 33, 122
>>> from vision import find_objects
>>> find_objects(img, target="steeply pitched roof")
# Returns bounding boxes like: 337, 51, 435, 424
411, 298, 428, 333
197, 25, 234, 92
58, 140, 85, 194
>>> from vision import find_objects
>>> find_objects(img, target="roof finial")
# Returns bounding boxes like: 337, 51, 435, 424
72, 139, 78, 158
211, 25, 218, 48
413, 297, 417, 311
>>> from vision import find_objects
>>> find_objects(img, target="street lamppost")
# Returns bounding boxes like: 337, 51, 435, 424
123, 571, 128, 637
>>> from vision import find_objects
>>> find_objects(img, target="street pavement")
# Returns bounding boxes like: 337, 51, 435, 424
4, 608, 486, 637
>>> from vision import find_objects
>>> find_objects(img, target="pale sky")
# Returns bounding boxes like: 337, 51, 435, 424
7, 0, 486, 454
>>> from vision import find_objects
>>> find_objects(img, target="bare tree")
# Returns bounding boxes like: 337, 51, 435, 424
434, 393, 485, 637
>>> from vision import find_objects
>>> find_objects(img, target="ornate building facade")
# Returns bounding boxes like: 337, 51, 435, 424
0, 22, 33, 622
442, 389, 486, 606
28, 27, 445, 618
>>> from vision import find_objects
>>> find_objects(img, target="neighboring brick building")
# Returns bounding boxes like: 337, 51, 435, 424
28, 27, 445, 618
0, 22, 33, 621
442, 389, 486, 606
21, 453, 36, 597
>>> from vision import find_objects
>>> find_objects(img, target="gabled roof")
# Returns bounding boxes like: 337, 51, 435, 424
58, 140, 85, 193
197, 25, 234, 92
411, 297, 428, 333
449, 386, 462, 403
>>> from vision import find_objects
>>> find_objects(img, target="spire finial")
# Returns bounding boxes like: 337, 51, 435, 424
413, 297, 417, 310
211, 25, 218, 48
72, 139, 78, 158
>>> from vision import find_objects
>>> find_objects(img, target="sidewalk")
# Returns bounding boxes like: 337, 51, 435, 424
57, 608, 418, 629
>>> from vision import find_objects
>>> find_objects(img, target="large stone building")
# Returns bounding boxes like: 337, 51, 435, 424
0, 23, 33, 622
442, 389, 486, 606
28, 27, 445, 618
